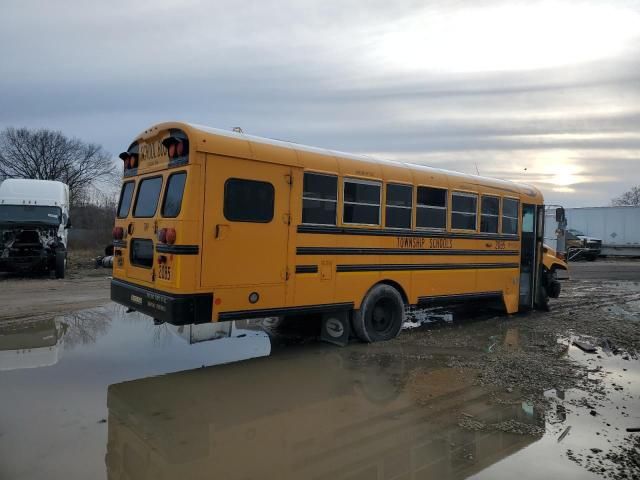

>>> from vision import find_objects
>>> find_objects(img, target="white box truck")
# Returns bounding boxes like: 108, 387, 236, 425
0, 179, 70, 277
565, 206, 640, 257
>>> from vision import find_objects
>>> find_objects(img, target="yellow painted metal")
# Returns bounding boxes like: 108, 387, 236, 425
542, 245, 569, 272
112, 122, 545, 322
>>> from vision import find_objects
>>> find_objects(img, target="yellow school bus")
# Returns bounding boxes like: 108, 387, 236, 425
111, 122, 567, 342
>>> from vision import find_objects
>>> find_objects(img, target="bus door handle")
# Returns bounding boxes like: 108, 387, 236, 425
215, 224, 230, 240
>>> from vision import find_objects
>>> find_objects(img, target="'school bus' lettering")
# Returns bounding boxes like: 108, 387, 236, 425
139, 141, 168, 162
110, 121, 567, 345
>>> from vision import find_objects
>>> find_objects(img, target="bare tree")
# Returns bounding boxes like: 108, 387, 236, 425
0, 127, 117, 204
612, 186, 640, 206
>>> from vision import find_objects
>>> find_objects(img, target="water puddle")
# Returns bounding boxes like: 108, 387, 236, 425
0, 303, 638, 479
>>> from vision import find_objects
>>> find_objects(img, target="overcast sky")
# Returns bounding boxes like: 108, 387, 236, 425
1, 0, 639, 206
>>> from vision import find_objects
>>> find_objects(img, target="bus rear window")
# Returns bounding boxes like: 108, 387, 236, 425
130, 239, 154, 268
117, 182, 135, 218
133, 177, 163, 218
162, 172, 187, 217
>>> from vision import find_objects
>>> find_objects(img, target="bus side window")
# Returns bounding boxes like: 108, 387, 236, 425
502, 198, 519, 234
416, 186, 447, 229
451, 192, 478, 231
223, 178, 274, 223
302, 173, 337, 225
385, 184, 412, 229
343, 178, 381, 225
480, 195, 499, 233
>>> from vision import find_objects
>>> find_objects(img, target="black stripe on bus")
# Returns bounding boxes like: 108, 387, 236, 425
297, 224, 519, 241
113, 240, 127, 249
336, 262, 519, 272
417, 291, 503, 305
297, 247, 519, 256
295, 265, 319, 274
156, 244, 200, 255
217, 302, 354, 321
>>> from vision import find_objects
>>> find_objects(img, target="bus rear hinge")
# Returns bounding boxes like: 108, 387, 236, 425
284, 174, 293, 185
282, 213, 291, 225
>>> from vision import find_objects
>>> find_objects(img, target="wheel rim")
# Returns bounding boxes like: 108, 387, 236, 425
369, 297, 397, 335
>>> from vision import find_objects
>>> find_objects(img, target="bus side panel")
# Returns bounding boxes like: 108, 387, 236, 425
411, 269, 476, 301
200, 155, 292, 317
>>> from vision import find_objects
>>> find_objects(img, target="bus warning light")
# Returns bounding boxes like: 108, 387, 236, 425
165, 228, 176, 245
157, 228, 167, 243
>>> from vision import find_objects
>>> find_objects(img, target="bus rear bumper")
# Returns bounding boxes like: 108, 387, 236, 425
111, 278, 213, 325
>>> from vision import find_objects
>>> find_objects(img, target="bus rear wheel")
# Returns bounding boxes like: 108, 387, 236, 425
352, 284, 405, 343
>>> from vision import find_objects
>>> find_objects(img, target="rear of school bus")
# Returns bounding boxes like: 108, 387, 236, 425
111, 123, 213, 324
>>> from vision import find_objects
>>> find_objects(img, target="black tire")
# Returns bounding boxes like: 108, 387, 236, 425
548, 280, 561, 298
55, 250, 66, 279
545, 268, 561, 299
352, 284, 405, 343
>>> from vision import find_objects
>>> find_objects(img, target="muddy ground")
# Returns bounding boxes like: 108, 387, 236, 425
0, 259, 638, 479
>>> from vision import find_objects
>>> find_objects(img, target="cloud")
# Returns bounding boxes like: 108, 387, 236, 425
1, 0, 639, 207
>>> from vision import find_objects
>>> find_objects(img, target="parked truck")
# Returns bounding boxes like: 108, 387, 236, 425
565, 206, 640, 257
0, 179, 70, 278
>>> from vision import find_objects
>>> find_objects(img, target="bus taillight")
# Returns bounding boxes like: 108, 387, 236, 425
157, 228, 176, 244
113, 226, 124, 240
165, 228, 176, 245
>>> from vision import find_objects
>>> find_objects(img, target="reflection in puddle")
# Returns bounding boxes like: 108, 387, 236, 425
1, 302, 637, 480
106, 345, 542, 480
0, 316, 66, 370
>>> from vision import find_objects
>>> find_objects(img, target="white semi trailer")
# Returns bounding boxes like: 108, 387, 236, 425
565, 206, 640, 257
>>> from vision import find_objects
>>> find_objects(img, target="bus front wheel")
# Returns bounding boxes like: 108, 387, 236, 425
352, 284, 405, 343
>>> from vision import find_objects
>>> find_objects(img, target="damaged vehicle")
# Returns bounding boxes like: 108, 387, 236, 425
566, 228, 602, 261
0, 179, 70, 278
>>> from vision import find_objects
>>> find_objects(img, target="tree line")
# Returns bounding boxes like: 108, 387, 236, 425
0, 127, 118, 205
0, 127, 119, 250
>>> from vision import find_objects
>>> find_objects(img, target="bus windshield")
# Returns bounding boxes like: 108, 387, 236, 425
0, 205, 62, 226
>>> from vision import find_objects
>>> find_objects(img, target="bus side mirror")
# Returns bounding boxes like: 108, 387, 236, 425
555, 207, 565, 223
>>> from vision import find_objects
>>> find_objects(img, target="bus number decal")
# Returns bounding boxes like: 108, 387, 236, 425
495, 240, 506, 250
159, 264, 171, 280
